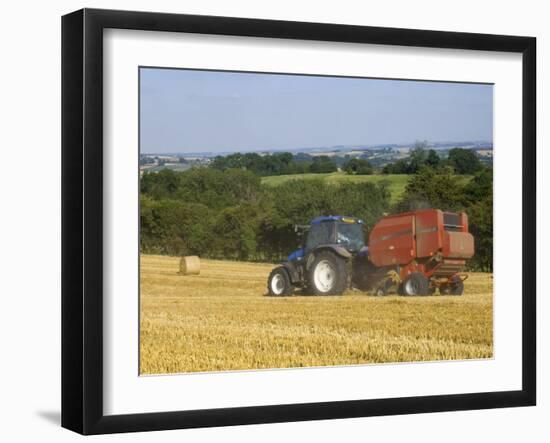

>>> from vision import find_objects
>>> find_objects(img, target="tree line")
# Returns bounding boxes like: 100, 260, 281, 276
209, 152, 339, 176
382, 146, 482, 175
208, 146, 484, 178
140, 163, 493, 271
141, 168, 390, 261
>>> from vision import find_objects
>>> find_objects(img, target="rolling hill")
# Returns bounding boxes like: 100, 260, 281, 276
261, 173, 409, 203
261, 172, 472, 204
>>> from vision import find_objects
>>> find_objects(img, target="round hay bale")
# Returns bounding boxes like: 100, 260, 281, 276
179, 256, 200, 275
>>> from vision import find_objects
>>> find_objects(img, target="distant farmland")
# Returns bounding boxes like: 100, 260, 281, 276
261, 173, 408, 203
261, 172, 472, 204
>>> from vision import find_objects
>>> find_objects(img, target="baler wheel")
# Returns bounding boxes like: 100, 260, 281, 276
440, 276, 464, 296
402, 272, 430, 296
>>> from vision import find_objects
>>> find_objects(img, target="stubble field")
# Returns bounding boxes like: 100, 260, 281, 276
140, 254, 493, 375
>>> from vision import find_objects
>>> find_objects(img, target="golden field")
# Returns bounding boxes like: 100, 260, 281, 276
140, 254, 493, 374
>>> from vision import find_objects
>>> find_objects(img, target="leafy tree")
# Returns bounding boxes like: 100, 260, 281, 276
382, 144, 441, 174
309, 156, 337, 173
343, 158, 374, 175
210, 151, 310, 176
141, 169, 180, 199
467, 195, 493, 271
463, 167, 493, 203
425, 149, 441, 168
382, 159, 410, 174
396, 166, 466, 212
267, 179, 390, 246
448, 148, 482, 174
212, 204, 261, 260
408, 143, 428, 173
463, 168, 493, 271
141, 167, 262, 210
139, 197, 213, 255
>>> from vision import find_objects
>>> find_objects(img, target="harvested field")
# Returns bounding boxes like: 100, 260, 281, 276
140, 254, 493, 374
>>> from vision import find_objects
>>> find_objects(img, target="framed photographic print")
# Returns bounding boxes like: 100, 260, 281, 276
61, 8, 536, 435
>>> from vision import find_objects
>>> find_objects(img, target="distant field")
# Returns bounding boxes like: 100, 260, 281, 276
144, 163, 191, 173
140, 254, 493, 375
261, 172, 471, 203
262, 173, 409, 203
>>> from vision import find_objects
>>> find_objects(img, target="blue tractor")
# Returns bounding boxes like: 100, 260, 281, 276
267, 216, 368, 296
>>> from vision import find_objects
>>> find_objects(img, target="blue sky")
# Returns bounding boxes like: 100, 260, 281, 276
140, 68, 493, 154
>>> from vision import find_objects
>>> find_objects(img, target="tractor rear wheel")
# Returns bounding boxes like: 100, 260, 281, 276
402, 272, 430, 296
308, 251, 349, 296
267, 267, 293, 296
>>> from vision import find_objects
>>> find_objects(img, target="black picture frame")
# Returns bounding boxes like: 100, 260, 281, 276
62, 8, 536, 435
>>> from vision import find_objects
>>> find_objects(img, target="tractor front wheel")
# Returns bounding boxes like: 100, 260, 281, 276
308, 251, 349, 296
267, 267, 293, 296
401, 272, 430, 296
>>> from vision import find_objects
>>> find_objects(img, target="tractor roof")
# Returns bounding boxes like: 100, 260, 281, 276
310, 215, 364, 225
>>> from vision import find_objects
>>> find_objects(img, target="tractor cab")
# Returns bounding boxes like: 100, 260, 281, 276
307, 216, 366, 253
266, 216, 368, 297
287, 216, 366, 263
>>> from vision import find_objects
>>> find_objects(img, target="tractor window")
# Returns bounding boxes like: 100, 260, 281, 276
305, 223, 332, 250
336, 223, 365, 252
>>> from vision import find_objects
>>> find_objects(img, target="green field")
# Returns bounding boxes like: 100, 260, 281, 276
261, 172, 472, 203
262, 173, 408, 203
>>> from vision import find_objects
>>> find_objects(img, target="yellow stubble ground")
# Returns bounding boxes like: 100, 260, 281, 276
140, 254, 493, 374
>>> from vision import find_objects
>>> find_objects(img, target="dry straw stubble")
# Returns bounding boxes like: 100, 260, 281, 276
140, 254, 493, 374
